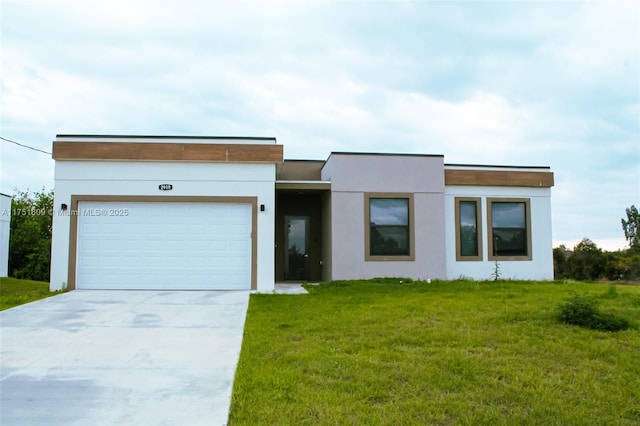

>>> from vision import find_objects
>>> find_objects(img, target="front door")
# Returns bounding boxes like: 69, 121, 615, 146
284, 216, 310, 281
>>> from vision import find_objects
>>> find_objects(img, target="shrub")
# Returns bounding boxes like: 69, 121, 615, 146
557, 295, 599, 325
590, 312, 632, 331
557, 294, 631, 331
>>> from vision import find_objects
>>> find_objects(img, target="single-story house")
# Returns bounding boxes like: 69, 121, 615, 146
49, 135, 554, 292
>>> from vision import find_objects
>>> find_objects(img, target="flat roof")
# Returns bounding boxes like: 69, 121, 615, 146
56, 134, 277, 141
329, 151, 444, 158
445, 163, 551, 170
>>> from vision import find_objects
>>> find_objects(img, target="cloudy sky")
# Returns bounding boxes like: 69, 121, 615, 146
1, 0, 638, 251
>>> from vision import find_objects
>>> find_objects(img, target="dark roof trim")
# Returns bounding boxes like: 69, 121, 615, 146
445, 163, 551, 170
0, 193, 12, 198
283, 159, 326, 163
56, 134, 277, 141
329, 151, 444, 158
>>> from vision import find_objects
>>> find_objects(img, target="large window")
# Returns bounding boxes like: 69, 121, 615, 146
455, 197, 482, 261
365, 193, 414, 261
487, 198, 532, 260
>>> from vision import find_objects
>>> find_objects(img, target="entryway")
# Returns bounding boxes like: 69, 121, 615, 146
275, 190, 329, 282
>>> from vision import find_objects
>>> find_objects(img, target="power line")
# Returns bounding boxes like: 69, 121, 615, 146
0, 136, 52, 155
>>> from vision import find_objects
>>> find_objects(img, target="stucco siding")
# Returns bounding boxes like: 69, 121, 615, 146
50, 161, 276, 291
323, 154, 444, 193
444, 186, 553, 280
326, 154, 447, 281
321, 191, 333, 281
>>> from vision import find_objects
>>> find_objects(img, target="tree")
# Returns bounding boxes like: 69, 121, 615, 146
621, 205, 640, 253
566, 238, 606, 281
8, 189, 53, 281
553, 244, 570, 279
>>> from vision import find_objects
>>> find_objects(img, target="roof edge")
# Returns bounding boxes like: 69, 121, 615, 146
329, 151, 444, 158
445, 163, 551, 170
56, 134, 277, 141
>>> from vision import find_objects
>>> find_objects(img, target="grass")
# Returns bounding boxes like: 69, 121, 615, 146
229, 279, 640, 425
0, 277, 62, 311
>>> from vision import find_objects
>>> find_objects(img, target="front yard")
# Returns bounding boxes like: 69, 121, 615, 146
0, 277, 61, 311
229, 279, 640, 425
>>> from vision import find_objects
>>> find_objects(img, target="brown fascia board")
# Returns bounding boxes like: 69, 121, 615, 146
52, 141, 283, 163
445, 169, 555, 187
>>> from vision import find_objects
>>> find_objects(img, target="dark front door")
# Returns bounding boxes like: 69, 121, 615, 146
285, 216, 310, 281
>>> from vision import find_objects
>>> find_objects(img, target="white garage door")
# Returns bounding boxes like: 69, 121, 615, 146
76, 201, 252, 290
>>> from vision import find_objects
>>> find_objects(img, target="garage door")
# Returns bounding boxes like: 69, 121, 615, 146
75, 201, 252, 290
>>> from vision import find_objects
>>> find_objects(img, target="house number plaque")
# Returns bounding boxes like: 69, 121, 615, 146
158, 184, 173, 191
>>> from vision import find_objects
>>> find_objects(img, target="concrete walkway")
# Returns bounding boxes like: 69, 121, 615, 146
273, 283, 310, 294
0, 290, 250, 426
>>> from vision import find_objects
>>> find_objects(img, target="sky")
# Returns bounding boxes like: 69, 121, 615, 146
1, 0, 638, 251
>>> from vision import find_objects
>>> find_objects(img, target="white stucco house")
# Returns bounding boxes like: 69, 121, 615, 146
0, 193, 11, 277
49, 135, 554, 292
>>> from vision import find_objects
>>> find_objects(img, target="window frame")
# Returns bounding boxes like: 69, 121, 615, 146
487, 197, 532, 261
454, 197, 483, 261
364, 193, 415, 261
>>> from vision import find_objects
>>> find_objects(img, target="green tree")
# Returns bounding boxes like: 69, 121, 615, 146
8, 189, 53, 281
553, 244, 570, 279
566, 238, 606, 281
622, 205, 640, 253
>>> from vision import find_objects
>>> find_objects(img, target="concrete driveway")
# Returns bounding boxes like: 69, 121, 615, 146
0, 290, 250, 426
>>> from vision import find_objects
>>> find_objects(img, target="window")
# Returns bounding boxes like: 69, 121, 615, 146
487, 198, 532, 260
455, 197, 482, 261
364, 193, 414, 261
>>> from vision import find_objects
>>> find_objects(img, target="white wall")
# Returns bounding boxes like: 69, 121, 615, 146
444, 186, 553, 280
0, 194, 11, 277
51, 161, 276, 291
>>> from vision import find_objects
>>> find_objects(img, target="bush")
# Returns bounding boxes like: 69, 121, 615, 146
590, 312, 632, 331
557, 295, 599, 325
557, 294, 631, 331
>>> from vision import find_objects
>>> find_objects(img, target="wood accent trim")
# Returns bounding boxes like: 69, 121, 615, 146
68, 195, 258, 290
364, 193, 415, 262
53, 142, 283, 163
454, 197, 483, 262
445, 170, 554, 187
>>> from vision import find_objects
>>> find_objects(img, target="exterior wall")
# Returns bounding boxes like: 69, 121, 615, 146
0, 194, 11, 277
321, 191, 332, 281
322, 154, 447, 281
444, 186, 553, 280
50, 161, 276, 291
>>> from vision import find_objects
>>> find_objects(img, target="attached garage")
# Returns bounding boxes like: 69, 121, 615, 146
71, 198, 256, 290
50, 135, 282, 292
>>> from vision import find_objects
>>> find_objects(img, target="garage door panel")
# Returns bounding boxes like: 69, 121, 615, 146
76, 201, 252, 290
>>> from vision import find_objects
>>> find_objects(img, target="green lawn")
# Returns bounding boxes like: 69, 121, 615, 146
229, 279, 640, 425
0, 277, 61, 311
